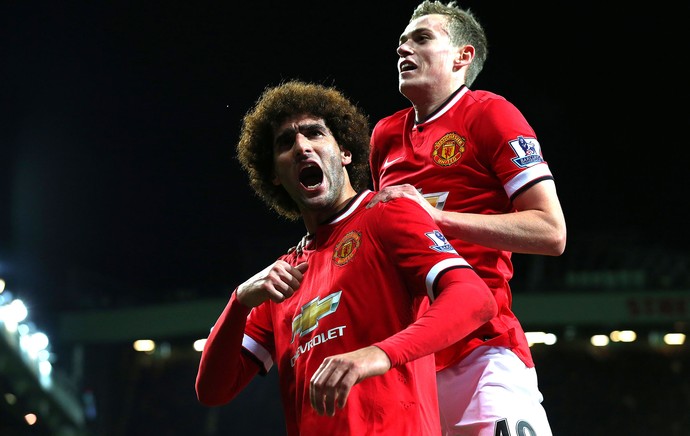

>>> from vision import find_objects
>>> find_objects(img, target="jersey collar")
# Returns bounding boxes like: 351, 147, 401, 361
415, 85, 469, 126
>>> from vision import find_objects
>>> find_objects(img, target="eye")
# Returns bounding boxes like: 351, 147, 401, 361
274, 135, 294, 151
303, 126, 327, 139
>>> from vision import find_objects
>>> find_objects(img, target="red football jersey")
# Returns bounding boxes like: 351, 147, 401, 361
242, 191, 473, 435
371, 86, 555, 370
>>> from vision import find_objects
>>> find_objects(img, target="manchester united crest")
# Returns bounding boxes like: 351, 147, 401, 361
332, 231, 361, 266
432, 132, 465, 167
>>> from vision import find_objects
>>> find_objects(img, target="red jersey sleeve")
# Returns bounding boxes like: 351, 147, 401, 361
375, 267, 496, 367
368, 197, 496, 367
471, 96, 553, 199
370, 108, 410, 191
195, 291, 262, 406
370, 117, 389, 191
369, 130, 381, 191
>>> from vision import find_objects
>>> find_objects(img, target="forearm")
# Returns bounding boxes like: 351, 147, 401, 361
435, 208, 564, 255
369, 182, 566, 255
195, 291, 260, 406
374, 268, 497, 367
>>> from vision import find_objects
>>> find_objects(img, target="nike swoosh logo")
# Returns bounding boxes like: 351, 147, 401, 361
382, 156, 403, 169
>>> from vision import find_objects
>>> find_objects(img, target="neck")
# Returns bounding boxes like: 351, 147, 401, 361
403, 78, 466, 122
412, 96, 446, 122
411, 85, 465, 123
302, 188, 358, 235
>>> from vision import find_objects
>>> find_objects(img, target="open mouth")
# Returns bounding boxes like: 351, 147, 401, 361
299, 165, 323, 189
399, 61, 417, 72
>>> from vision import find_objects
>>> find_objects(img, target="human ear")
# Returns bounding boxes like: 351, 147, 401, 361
341, 149, 352, 165
453, 45, 475, 70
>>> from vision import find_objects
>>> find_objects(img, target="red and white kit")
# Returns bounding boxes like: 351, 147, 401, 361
371, 85, 554, 435
198, 191, 490, 436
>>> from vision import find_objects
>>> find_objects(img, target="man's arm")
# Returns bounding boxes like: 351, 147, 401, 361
367, 180, 566, 256
195, 261, 309, 406
437, 180, 566, 255
308, 266, 496, 416
374, 266, 496, 365
195, 292, 260, 406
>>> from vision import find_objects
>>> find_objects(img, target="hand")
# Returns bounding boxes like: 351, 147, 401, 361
236, 261, 308, 308
309, 346, 391, 416
366, 184, 437, 218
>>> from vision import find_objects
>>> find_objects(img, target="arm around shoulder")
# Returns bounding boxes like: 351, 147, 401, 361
435, 179, 566, 255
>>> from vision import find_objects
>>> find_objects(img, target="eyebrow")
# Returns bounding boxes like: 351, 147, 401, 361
399, 27, 428, 44
274, 122, 329, 144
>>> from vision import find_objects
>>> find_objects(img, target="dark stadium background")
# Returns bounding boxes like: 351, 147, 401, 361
1, 1, 688, 435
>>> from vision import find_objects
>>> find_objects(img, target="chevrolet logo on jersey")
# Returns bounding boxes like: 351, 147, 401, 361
420, 190, 449, 211
415, 186, 448, 210
291, 291, 343, 343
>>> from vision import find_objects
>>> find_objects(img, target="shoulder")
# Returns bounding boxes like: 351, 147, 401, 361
466, 89, 514, 110
367, 194, 429, 224
465, 88, 507, 103
461, 89, 527, 128
373, 107, 411, 132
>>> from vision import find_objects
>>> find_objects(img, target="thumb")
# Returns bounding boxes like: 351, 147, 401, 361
295, 262, 309, 273
365, 196, 381, 209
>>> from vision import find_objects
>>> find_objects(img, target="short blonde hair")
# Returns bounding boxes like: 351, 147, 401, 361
411, 1, 488, 87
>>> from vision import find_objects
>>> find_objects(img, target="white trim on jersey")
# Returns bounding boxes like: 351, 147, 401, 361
504, 164, 552, 198
330, 190, 371, 224
422, 86, 470, 125
425, 258, 471, 301
242, 334, 273, 372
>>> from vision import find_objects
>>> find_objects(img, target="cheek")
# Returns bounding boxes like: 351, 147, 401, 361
426, 49, 452, 67
272, 158, 285, 185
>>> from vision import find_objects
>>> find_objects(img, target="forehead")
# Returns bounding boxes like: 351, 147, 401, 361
274, 114, 326, 133
401, 14, 449, 40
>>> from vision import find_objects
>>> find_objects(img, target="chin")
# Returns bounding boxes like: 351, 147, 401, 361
399, 80, 418, 96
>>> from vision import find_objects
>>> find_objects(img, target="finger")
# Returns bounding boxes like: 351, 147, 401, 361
311, 359, 350, 417
264, 283, 294, 303
310, 358, 342, 416
324, 383, 338, 417
268, 268, 299, 302
323, 365, 358, 416
320, 367, 339, 417
280, 263, 308, 296
265, 284, 291, 303
366, 197, 379, 209
335, 370, 358, 410
294, 262, 309, 275
310, 363, 324, 413
365, 195, 381, 209
310, 365, 329, 415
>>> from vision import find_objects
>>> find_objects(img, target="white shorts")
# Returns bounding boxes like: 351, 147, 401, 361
436, 346, 552, 436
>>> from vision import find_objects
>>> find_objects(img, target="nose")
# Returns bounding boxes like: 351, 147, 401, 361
397, 41, 412, 57
293, 133, 313, 158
